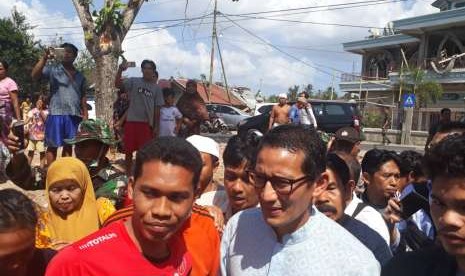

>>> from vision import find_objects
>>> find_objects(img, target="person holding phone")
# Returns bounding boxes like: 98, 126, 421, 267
31, 43, 88, 166
114, 59, 163, 175
382, 134, 465, 275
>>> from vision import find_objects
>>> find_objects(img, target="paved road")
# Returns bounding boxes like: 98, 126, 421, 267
360, 142, 424, 154
205, 132, 425, 154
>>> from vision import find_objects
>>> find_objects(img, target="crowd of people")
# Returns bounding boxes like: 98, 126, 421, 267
1, 43, 465, 276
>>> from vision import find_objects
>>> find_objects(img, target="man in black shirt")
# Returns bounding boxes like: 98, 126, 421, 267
383, 134, 465, 275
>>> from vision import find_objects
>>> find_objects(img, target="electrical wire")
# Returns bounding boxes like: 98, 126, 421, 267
220, 13, 335, 77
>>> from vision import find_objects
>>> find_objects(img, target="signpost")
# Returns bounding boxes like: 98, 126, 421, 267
403, 93, 416, 108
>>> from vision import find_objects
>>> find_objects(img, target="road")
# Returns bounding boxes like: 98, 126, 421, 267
204, 132, 425, 154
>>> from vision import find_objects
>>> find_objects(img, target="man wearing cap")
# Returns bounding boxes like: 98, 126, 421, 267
330, 126, 361, 158
314, 151, 392, 265
294, 96, 318, 129
186, 135, 228, 229
268, 93, 290, 130
66, 119, 128, 208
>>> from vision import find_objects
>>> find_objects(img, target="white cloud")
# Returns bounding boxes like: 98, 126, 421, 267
0, 0, 442, 95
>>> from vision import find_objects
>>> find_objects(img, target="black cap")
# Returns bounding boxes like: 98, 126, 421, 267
335, 127, 360, 143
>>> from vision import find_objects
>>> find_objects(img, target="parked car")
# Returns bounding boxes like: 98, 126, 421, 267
253, 103, 276, 116
206, 104, 251, 130
237, 100, 361, 138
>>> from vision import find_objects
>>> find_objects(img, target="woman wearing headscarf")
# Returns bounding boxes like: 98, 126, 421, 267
36, 157, 115, 249
0, 59, 21, 140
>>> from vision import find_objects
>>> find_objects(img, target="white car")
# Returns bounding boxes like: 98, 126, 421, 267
253, 103, 276, 116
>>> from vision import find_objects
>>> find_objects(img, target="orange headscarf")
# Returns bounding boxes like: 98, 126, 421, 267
45, 157, 99, 244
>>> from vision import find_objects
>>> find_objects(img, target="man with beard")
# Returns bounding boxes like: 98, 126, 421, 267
46, 137, 202, 275
382, 134, 465, 275
314, 152, 392, 265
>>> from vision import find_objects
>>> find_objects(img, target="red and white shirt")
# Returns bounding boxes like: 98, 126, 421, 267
46, 220, 192, 276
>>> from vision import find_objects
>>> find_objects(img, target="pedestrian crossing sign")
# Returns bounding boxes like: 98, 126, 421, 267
403, 93, 416, 108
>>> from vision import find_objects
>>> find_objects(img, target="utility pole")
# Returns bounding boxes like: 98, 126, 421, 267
208, 0, 218, 103
330, 70, 335, 100
215, 33, 232, 103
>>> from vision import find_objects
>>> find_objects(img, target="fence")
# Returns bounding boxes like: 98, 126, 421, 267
390, 108, 465, 131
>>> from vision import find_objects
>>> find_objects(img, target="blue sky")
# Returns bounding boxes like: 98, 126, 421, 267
1, 0, 437, 96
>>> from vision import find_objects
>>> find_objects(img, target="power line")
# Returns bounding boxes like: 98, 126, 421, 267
223, 0, 407, 16
219, 37, 348, 54
227, 14, 383, 29
220, 13, 386, 81
220, 13, 335, 77
33, 0, 408, 30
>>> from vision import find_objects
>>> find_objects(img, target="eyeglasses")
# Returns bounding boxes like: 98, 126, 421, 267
248, 171, 311, 196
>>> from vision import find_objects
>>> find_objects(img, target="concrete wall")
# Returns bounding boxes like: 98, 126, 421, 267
363, 128, 428, 146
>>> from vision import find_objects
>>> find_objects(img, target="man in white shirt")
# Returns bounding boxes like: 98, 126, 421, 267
341, 150, 391, 246
221, 125, 380, 275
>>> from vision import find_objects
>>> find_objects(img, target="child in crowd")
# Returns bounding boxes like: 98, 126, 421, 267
25, 96, 48, 168
159, 88, 182, 137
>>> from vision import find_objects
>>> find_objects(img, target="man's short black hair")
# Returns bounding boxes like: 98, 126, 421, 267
0, 59, 9, 70
361, 149, 401, 175
327, 153, 350, 190
333, 151, 361, 184
141, 59, 156, 71
399, 150, 424, 178
162, 87, 175, 98
0, 189, 37, 232
223, 135, 257, 169
331, 139, 355, 154
60, 43, 78, 57
424, 134, 465, 181
441, 108, 451, 115
255, 124, 326, 182
134, 137, 202, 189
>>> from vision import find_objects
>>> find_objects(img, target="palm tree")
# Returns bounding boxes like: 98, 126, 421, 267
400, 67, 443, 108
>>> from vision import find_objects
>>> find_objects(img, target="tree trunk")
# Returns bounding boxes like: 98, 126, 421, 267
94, 54, 118, 124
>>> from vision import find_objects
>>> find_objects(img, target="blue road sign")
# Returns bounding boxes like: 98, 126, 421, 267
403, 93, 416, 108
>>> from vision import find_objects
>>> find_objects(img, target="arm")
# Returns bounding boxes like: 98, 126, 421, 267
309, 106, 318, 128
268, 107, 275, 130
81, 96, 88, 120
153, 106, 160, 137
175, 117, 182, 134
31, 50, 49, 81
115, 61, 128, 89
9, 91, 20, 120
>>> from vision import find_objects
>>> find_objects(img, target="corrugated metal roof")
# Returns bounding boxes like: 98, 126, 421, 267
158, 78, 246, 107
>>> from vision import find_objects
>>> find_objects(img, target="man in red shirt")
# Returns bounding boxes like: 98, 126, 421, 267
46, 137, 203, 275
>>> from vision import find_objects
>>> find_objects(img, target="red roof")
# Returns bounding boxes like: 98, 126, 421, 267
158, 78, 245, 107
